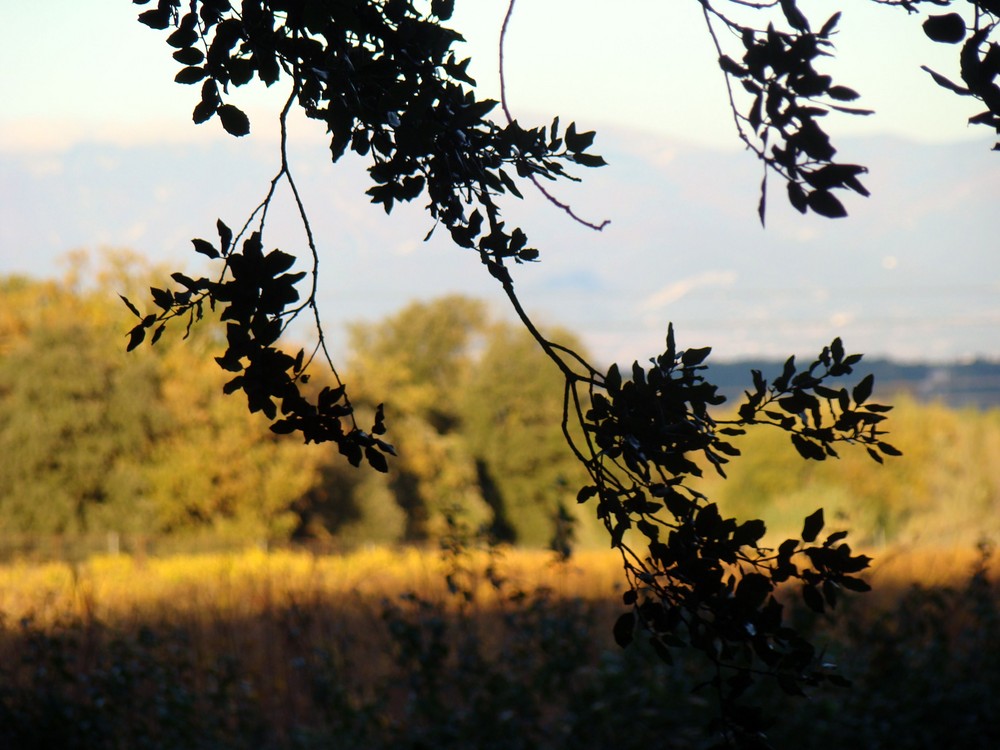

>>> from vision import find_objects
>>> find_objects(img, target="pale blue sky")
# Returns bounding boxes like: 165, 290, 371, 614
1, 2, 996, 364
0, 1, 984, 150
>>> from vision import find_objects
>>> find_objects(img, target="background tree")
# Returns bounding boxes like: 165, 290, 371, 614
345, 296, 492, 539
460, 322, 598, 547
143, 317, 331, 545
343, 296, 602, 546
0, 259, 165, 538
0, 253, 335, 549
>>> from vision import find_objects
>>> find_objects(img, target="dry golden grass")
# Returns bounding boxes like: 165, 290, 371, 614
0, 543, 996, 749
0, 542, 994, 632
863, 543, 999, 593
0, 546, 624, 629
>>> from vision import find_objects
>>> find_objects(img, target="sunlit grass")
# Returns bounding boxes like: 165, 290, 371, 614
0, 542, 994, 643
0, 544, 996, 749
0, 546, 625, 628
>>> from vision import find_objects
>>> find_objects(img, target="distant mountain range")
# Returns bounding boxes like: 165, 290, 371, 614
705, 357, 1000, 411
2, 127, 997, 366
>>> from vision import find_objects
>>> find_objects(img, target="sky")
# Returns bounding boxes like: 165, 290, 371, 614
1, 1, 997, 365
0, 0, 984, 149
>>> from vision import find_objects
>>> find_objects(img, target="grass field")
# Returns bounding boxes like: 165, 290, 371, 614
0, 543, 997, 749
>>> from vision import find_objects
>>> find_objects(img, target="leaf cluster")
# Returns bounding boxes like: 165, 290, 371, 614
917, 2, 1000, 150
122, 221, 393, 471
571, 328, 889, 747
736, 337, 899, 465
134, 0, 605, 266
707, 5, 872, 222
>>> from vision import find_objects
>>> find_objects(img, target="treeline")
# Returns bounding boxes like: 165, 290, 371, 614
694, 394, 1000, 547
0, 252, 599, 555
706, 358, 1000, 410
2, 252, 998, 557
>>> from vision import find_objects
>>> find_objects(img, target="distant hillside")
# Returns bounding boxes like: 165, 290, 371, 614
705, 358, 1000, 410
2, 131, 997, 366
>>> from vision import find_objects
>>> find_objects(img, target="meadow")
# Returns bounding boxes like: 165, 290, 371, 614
1, 542, 997, 749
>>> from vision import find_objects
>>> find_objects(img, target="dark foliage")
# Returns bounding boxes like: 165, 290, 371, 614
0, 544, 997, 750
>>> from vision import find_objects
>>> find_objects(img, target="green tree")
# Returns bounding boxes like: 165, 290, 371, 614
698, 396, 1000, 547
460, 322, 599, 547
143, 318, 332, 544
0, 253, 341, 548
342, 298, 604, 546
0, 265, 165, 537
123, 1, 998, 746
346, 296, 492, 539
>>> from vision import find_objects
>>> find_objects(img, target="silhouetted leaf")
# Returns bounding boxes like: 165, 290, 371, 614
923, 14, 967, 45
718, 55, 747, 77
757, 175, 767, 225
877, 441, 902, 457
921, 65, 971, 95
682, 347, 711, 367
819, 12, 841, 38
217, 219, 233, 255
120, 295, 142, 319
613, 612, 635, 648
824, 530, 848, 547
217, 104, 250, 136
801, 508, 824, 543
840, 576, 871, 592
733, 519, 766, 547
126, 325, 146, 352
802, 584, 825, 613
736, 573, 771, 609
605, 364, 622, 395
573, 152, 607, 168
193, 97, 217, 124
806, 189, 847, 218
170, 272, 199, 290
270, 419, 296, 434
828, 85, 860, 102
431, 0, 454, 19
150, 287, 173, 309
166, 15, 199, 48
175, 66, 207, 84
173, 47, 205, 66
787, 181, 808, 213
865, 404, 892, 414
779, 0, 810, 32
564, 122, 597, 152
853, 373, 874, 404
137, 9, 171, 29
365, 446, 388, 473
192, 238, 220, 258
791, 434, 825, 461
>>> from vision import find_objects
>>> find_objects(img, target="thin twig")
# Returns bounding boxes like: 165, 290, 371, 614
498, 0, 610, 232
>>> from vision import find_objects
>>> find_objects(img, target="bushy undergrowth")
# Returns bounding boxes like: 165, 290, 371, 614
0, 543, 996, 749
766, 542, 1000, 749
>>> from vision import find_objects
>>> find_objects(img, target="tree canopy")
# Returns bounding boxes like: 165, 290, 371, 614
0, 263, 598, 553
120, 0, 998, 746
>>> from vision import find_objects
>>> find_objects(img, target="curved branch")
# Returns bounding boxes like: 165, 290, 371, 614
499, 0, 610, 232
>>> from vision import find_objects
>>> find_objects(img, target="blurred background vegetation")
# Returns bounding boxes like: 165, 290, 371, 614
1, 251, 998, 748
1, 250, 998, 560
0, 251, 605, 559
